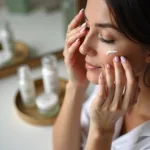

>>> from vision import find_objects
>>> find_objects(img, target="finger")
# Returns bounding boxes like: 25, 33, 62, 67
95, 72, 106, 107
65, 39, 80, 66
66, 27, 87, 46
102, 64, 115, 110
111, 56, 125, 110
67, 22, 86, 38
68, 9, 84, 32
120, 56, 137, 109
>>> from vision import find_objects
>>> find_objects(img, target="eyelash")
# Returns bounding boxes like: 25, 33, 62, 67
85, 26, 115, 44
100, 38, 115, 44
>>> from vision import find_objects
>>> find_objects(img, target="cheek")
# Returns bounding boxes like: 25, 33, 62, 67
97, 43, 119, 66
120, 45, 146, 75
98, 50, 115, 67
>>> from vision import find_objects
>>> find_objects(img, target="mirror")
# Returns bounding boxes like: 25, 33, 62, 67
0, 0, 86, 78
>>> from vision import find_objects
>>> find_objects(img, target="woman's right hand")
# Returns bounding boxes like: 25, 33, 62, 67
63, 9, 89, 88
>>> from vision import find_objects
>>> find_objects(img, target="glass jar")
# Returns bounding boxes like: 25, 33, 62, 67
36, 93, 60, 118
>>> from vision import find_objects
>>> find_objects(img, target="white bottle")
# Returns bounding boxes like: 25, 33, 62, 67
0, 21, 15, 56
0, 21, 15, 67
18, 65, 36, 107
41, 55, 59, 94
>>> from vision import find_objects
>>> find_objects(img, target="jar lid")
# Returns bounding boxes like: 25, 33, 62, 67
36, 92, 59, 111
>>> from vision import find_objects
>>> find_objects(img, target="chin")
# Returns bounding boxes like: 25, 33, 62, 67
86, 70, 99, 85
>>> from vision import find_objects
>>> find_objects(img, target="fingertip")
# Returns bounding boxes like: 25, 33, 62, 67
79, 8, 84, 14
120, 56, 127, 63
74, 39, 80, 45
81, 22, 87, 27
114, 56, 120, 63
98, 72, 103, 84
100, 72, 103, 79
76, 38, 80, 42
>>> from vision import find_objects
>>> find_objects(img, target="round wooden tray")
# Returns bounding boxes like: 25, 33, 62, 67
14, 78, 67, 126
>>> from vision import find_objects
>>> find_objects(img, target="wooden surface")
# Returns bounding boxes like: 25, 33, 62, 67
0, 49, 64, 78
9, 41, 29, 65
14, 78, 67, 126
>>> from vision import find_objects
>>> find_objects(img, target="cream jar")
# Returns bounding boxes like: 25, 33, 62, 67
36, 92, 60, 118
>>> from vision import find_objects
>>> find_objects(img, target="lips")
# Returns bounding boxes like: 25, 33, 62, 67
85, 61, 101, 70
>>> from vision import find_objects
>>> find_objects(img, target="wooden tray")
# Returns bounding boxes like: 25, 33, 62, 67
14, 78, 67, 126
0, 41, 29, 67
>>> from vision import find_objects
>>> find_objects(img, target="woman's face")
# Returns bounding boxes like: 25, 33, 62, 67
79, 0, 148, 84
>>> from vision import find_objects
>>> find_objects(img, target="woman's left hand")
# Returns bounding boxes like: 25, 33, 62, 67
89, 56, 140, 133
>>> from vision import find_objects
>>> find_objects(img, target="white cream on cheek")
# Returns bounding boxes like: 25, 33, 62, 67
106, 50, 118, 56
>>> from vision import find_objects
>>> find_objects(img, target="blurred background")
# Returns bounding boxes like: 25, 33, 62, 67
0, 0, 86, 78
0, 1, 91, 150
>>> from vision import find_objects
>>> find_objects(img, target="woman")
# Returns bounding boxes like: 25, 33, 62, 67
53, 0, 150, 149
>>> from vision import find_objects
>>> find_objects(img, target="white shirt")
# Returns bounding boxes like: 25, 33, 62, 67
80, 85, 150, 150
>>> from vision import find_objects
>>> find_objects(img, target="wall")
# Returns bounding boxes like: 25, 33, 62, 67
0, 0, 60, 7
0, 0, 5, 6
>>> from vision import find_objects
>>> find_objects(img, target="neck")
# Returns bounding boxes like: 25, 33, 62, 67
134, 74, 150, 119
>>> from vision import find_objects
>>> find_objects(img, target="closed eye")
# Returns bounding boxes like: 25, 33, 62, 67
100, 38, 115, 44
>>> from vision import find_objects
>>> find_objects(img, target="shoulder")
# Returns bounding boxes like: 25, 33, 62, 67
135, 136, 150, 150
135, 121, 150, 150
112, 121, 150, 150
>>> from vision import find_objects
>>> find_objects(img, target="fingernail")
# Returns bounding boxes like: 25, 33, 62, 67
121, 56, 126, 62
100, 72, 103, 78
75, 39, 80, 44
79, 9, 84, 14
99, 72, 103, 84
80, 28, 85, 33
81, 22, 86, 27
106, 64, 111, 69
114, 56, 120, 63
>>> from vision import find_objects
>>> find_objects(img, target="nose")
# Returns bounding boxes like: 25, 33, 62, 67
79, 31, 97, 56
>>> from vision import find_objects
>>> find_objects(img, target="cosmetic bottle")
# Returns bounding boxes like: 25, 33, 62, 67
41, 54, 59, 95
18, 65, 36, 107
0, 21, 15, 66
0, 21, 15, 56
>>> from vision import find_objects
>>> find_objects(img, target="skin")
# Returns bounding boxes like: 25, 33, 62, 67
106, 50, 118, 56
80, 0, 147, 84
62, 0, 150, 149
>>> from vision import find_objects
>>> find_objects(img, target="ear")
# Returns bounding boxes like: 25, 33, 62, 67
145, 51, 150, 63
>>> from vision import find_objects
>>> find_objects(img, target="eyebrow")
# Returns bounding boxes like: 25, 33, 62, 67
84, 13, 119, 31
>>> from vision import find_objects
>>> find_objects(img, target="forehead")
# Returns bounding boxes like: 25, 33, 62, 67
85, 0, 114, 24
